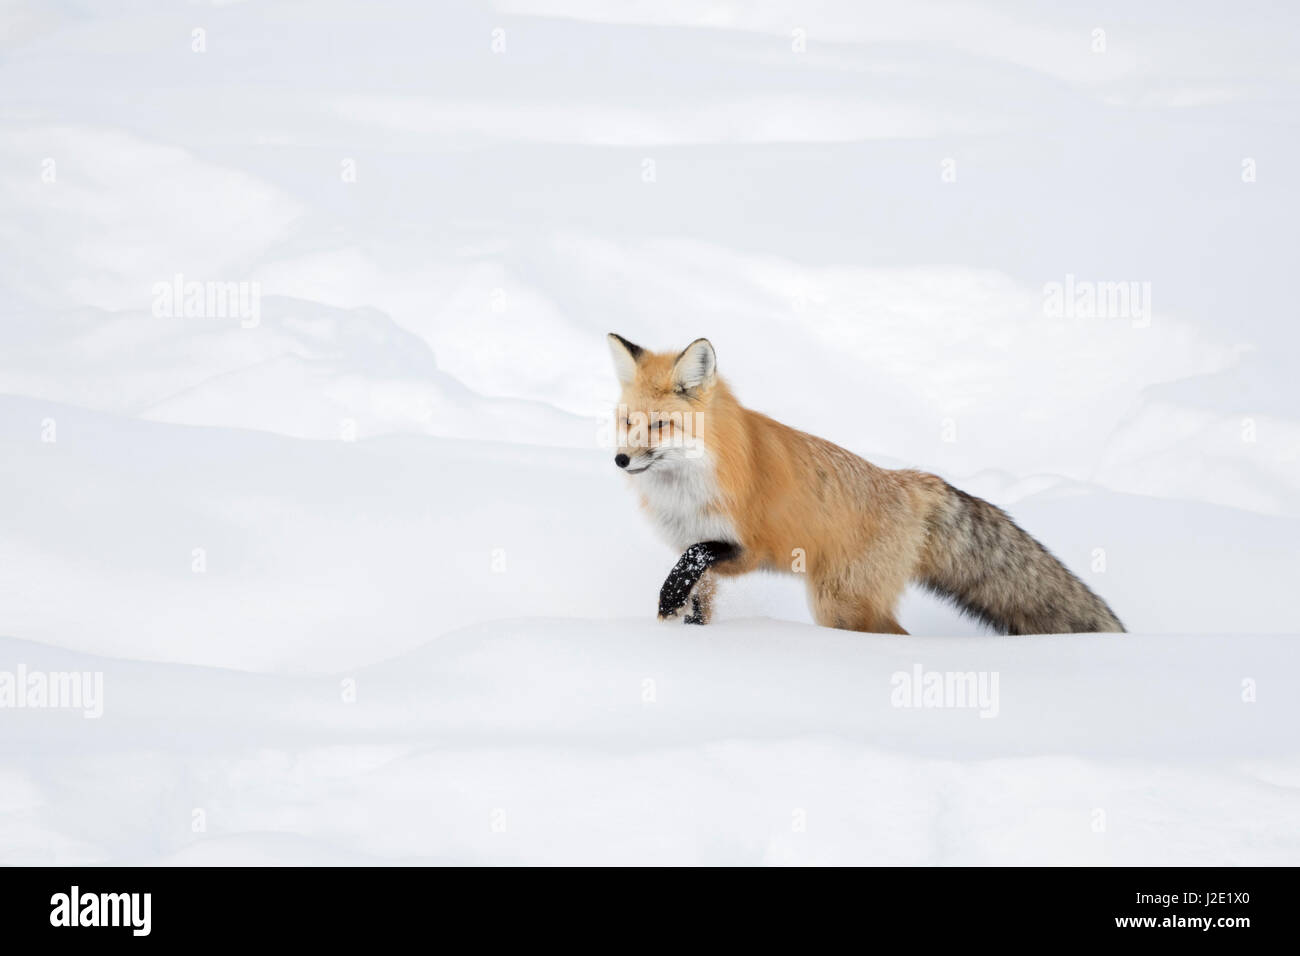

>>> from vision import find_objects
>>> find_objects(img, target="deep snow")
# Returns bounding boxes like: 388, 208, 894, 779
1, 0, 1298, 864
3, 625, 1298, 865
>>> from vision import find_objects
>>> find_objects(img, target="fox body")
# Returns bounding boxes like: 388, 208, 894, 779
608, 333, 1124, 635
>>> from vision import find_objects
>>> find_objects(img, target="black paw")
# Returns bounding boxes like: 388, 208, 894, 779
658, 578, 692, 619
683, 596, 705, 625
659, 541, 736, 622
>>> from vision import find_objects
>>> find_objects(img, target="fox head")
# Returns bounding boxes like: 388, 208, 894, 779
607, 333, 716, 474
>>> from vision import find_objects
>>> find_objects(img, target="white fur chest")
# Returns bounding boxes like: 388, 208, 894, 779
636, 457, 738, 551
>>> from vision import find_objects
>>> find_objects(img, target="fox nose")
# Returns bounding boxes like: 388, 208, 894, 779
614, 453, 630, 469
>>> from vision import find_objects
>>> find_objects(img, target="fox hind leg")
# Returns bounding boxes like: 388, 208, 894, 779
808, 568, 909, 635
850, 609, 908, 635
813, 600, 908, 635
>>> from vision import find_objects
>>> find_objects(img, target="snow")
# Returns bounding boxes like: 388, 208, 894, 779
4, 623, 1297, 865
1, 0, 1298, 865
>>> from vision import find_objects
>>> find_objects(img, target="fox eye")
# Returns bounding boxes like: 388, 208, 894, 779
652, 420, 669, 430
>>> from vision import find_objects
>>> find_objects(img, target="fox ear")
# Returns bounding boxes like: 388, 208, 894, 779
672, 338, 716, 392
607, 333, 643, 385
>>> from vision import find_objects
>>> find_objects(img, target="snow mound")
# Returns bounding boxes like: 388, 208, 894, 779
2, 623, 1296, 865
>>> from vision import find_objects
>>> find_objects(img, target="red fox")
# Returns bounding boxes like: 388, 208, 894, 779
608, 333, 1124, 635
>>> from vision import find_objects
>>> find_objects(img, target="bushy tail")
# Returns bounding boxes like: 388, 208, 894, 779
918, 483, 1124, 634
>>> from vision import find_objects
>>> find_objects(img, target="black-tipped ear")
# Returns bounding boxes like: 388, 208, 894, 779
607, 333, 643, 385
671, 338, 716, 392
609, 333, 643, 360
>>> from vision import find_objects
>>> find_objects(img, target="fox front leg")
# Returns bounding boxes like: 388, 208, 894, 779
683, 571, 717, 625
658, 542, 738, 622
